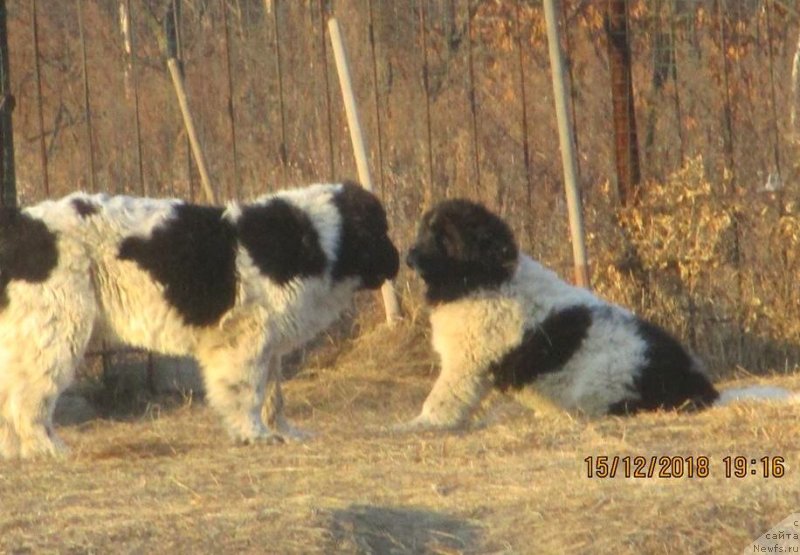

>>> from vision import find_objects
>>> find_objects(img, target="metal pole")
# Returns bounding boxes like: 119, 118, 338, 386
125, 0, 145, 196
0, 0, 15, 207
319, 0, 335, 182
543, 0, 590, 289
465, 3, 481, 195
268, 0, 288, 170
221, 0, 240, 199
328, 18, 401, 324
366, 0, 385, 198
167, 0, 191, 199
515, 0, 533, 210
418, 0, 434, 205
31, 0, 48, 196
717, 0, 735, 187
77, 0, 96, 192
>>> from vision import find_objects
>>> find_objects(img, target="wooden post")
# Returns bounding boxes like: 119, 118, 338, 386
543, 0, 590, 289
167, 58, 216, 204
328, 18, 401, 324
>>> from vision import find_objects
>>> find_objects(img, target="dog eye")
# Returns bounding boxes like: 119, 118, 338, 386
435, 233, 449, 253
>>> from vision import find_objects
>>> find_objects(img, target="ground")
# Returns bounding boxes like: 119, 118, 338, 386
1, 322, 799, 554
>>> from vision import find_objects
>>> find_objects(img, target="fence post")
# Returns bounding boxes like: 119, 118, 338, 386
543, 0, 590, 289
167, 58, 217, 204
317, 0, 335, 182
221, 0, 240, 199
604, 0, 641, 206
514, 0, 533, 210
328, 18, 401, 324
31, 0, 48, 197
77, 0, 96, 193
0, 0, 15, 207
366, 0, 385, 198
165, 0, 192, 200
417, 1, 434, 206
465, 3, 481, 196
266, 0, 288, 171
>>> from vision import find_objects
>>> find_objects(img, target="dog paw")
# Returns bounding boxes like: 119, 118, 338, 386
276, 424, 314, 442
392, 416, 451, 433
239, 432, 286, 446
17, 436, 68, 459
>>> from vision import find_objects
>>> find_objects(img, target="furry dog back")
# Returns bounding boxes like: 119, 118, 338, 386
0, 182, 398, 458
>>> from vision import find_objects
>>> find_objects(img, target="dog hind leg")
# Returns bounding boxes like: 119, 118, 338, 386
0, 360, 82, 459
0, 281, 95, 459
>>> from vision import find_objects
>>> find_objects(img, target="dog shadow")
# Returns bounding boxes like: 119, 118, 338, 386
326, 504, 482, 554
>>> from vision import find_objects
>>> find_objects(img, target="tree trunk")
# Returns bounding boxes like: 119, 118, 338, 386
605, 0, 641, 205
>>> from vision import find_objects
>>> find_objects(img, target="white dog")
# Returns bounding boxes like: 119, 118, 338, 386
0, 182, 398, 458
401, 199, 791, 431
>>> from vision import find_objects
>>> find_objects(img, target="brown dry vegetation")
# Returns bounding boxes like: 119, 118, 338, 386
2, 306, 800, 554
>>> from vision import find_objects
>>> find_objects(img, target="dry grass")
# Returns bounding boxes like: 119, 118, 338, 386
2, 315, 800, 554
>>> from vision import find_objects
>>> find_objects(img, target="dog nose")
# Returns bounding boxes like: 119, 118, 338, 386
406, 248, 418, 269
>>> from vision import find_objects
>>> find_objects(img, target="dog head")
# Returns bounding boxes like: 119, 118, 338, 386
331, 182, 399, 290
407, 199, 518, 303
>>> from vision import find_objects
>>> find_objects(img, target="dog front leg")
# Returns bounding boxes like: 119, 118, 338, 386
199, 347, 283, 445
397, 360, 491, 432
263, 353, 313, 441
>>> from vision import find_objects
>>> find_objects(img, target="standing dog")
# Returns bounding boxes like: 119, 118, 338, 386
401, 199, 789, 431
0, 182, 398, 458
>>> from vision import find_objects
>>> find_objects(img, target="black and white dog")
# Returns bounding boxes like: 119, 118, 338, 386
400, 199, 791, 431
0, 182, 399, 458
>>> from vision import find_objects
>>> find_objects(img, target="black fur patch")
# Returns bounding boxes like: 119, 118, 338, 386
71, 198, 98, 218
118, 204, 237, 327
0, 208, 59, 309
331, 182, 399, 289
490, 305, 592, 391
407, 199, 518, 303
607, 319, 719, 415
237, 198, 326, 285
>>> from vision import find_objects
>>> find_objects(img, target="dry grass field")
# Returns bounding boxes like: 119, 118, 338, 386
1, 310, 799, 555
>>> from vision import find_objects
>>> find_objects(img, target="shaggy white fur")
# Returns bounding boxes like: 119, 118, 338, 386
402, 255, 661, 429
401, 199, 793, 432
0, 183, 398, 458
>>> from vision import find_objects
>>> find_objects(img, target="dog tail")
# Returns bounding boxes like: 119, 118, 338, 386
714, 385, 800, 407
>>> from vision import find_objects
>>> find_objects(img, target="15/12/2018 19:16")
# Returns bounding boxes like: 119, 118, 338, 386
584, 455, 786, 479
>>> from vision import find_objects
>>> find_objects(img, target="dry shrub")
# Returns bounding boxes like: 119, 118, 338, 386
588, 157, 800, 375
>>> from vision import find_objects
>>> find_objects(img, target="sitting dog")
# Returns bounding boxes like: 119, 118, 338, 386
0, 182, 399, 458
401, 199, 789, 431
